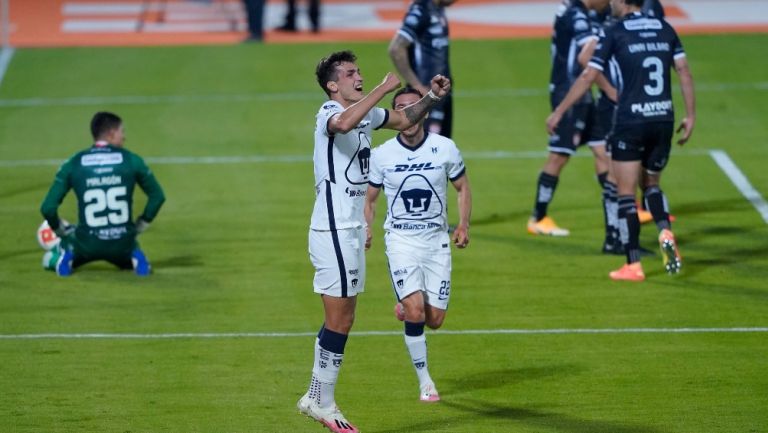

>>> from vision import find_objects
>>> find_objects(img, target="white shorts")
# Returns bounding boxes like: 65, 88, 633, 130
384, 231, 452, 310
309, 227, 366, 297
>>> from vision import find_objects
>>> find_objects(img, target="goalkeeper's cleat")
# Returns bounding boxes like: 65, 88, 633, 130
609, 262, 645, 282
55, 249, 74, 277
131, 248, 151, 276
658, 229, 682, 274
394, 303, 405, 322
419, 382, 440, 403
297, 394, 359, 433
527, 216, 570, 236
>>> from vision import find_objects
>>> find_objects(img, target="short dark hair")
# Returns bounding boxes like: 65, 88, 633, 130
626, 0, 644, 6
316, 50, 357, 96
90, 111, 122, 140
391, 86, 423, 109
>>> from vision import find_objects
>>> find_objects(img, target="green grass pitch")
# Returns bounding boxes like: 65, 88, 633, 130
1, 34, 767, 432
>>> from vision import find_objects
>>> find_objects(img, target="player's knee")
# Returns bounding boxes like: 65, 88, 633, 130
426, 312, 446, 329
325, 311, 356, 333
403, 301, 425, 322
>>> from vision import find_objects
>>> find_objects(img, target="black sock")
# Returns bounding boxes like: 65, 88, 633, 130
533, 172, 559, 221
618, 195, 641, 264
643, 186, 671, 231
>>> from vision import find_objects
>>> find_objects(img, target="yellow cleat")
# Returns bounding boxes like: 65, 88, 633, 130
527, 216, 570, 236
658, 229, 682, 274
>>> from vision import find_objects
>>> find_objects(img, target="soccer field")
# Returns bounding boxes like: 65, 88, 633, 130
1, 34, 767, 432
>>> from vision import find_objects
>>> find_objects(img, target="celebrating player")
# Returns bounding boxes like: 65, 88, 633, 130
298, 50, 451, 433
364, 87, 471, 403
546, 0, 695, 281
40, 111, 165, 276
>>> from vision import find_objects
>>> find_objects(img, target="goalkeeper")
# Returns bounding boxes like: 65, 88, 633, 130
40, 111, 166, 276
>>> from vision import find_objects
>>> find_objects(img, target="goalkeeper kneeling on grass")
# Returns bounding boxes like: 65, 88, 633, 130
39, 111, 166, 277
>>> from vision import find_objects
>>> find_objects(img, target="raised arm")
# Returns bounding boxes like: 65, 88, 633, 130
388, 33, 429, 96
384, 75, 451, 131
674, 56, 696, 145
450, 174, 472, 249
329, 73, 402, 134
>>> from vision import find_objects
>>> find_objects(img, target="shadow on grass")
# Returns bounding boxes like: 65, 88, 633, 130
151, 255, 203, 268
672, 198, 750, 216
371, 398, 661, 433
470, 211, 531, 227
443, 365, 583, 394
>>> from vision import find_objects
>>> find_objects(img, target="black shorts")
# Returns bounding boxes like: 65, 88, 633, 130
548, 102, 591, 156
587, 97, 616, 145
609, 121, 674, 172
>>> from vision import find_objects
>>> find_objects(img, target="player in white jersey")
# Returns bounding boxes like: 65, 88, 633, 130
364, 87, 471, 403
298, 51, 451, 433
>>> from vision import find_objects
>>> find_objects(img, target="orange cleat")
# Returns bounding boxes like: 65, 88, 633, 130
638, 208, 654, 224
527, 216, 570, 236
609, 262, 645, 282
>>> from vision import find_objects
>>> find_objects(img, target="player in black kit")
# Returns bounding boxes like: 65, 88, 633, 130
546, 0, 695, 281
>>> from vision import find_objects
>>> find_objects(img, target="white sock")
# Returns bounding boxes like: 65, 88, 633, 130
312, 338, 344, 409
404, 333, 432, 388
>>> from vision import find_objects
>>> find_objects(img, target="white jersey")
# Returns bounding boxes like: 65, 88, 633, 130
310, 100, 389, 231
369, 132, 465, 243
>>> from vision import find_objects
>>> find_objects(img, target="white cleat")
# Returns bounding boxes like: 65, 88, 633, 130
419, 382, 440, 403
297, 393, 360, 433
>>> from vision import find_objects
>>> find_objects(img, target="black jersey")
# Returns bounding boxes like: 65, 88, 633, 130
397, 0, 451, 84
589, 12, 685, 125
549, 0, 598, 104
589, 7, 619, 109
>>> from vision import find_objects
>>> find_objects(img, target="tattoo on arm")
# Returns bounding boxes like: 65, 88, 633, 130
403, 97, 434, 124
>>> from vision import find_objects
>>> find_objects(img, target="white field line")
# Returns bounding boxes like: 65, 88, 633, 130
0, 148, 715, 168
709, 149, 768, 223
1, 327, 767, 340
0, 46, 14, 88
0, 81, 765, 108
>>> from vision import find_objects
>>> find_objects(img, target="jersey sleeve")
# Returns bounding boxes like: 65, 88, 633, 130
370, 107, 389, 130
588, 25, 615, 72
398, 1, 428, 42
131, 153, 166, 223
572, 10, 597, 47
446, 140, 466, 182
368, 146, 384, 188
40, 157, 74, 230
316, 101, 343, 137
671, 27, 686, 60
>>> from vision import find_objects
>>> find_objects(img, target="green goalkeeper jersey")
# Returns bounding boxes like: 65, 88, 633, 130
40, 143, 165, 243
